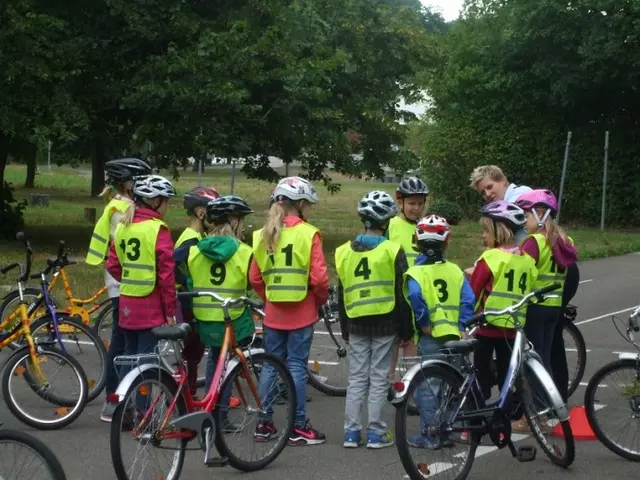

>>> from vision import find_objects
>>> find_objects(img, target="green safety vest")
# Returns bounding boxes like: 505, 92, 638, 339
477, 248, 538, 327
335, 239, 400, 318
86, 198, 132, 266
114, 218, 167, 297
253, 222, 318, 302
525, 233, 570, 308
175, 227, 202, 249
404, 262, 464, 339
188, 242, 252, 322
388, 216, 419, 266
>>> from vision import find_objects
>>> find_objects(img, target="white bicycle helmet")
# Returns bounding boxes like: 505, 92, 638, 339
416, 215, 451, 244
132, 175, 176, 200
396, 176, 429, 198
357, 191, 397, 223
272, 176, 319, 204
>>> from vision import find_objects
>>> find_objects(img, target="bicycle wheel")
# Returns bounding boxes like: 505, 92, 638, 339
519, 357, 575, 467
563, 321, 586, 398
584, 358, 640, 461
0, 428, 67, 480
215, 352, 296, 472
158, 341, 208, 389
395, 364, 479, 480
23, 314, 107, 402
307, 316, 348, 396
0, 288, 60, 350
1, 345, 88, 430
110, 368, 188, 480
93, 301, 114, 347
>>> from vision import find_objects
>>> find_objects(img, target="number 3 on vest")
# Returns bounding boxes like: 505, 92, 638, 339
119, 238, 141, 261
433, 279, 449, 302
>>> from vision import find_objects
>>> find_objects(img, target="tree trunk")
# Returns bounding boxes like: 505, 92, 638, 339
0, 131, 11, 220
24, 142, 38, 188
90, 135, 106, 197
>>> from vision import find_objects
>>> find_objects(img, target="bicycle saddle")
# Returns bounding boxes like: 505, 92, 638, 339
440, 338, 478, 355
152, 323, 192, 341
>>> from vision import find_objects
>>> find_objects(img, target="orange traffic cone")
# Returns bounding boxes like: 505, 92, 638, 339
551, 405, 597, 440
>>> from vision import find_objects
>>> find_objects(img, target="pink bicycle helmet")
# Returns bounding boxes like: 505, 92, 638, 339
481, 200, 526, 231
515, 189, 558, 213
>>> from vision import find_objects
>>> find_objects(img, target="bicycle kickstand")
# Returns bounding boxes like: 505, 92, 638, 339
203, 426, 229, 468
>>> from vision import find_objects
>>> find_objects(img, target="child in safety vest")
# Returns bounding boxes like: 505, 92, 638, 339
106, 175, 178, 381
387, 177, 430, 381
176, 195, 255, 429
404, 215, 475, 449
249, 176, 329, 446
469, 201, 537, 405
515, 190, 577, 376
336, 191, 413, 450
89, 157, 151, 423
173, 186, 220, 396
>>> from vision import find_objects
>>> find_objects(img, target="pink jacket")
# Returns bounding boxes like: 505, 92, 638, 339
106, 208, 176, 330
249, 216, 329, 331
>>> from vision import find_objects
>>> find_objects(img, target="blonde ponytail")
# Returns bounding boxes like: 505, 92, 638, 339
99, 185, 116, 201
120, 204, 136, 226
261, 202, 286, 252
480, 217, 514, 248
546, 219, 570, 250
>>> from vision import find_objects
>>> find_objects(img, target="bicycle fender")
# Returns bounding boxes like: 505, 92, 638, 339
523, 356, 569, 421
390, 358, 464, 405
221, 348, 265, 385
113, 363, 174, 404
617, 352, 639, 361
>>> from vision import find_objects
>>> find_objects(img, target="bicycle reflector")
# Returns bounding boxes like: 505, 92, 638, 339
392, 382, 405, 393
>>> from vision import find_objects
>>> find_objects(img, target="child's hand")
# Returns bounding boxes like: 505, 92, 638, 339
421, 326, 431, 336
166, 316, 176, 325
464, 266, 475, 278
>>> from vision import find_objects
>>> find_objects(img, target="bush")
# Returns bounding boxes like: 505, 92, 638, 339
0, 181, 27, 239
427, 199, 463, 225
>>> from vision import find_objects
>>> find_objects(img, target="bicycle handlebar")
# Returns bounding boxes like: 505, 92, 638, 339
177, 291, 264, 311
470, 282, 562, 326
1, 232, 33, 283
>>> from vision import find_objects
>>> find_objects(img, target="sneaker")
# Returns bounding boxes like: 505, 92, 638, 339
366, 430, 394, 449
343, 430, 362, 448
288, 420, 326, 445
254, 421, 278, 442
100, 401, 116, 423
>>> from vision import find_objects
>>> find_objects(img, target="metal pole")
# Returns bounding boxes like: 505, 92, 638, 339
600, 131, 609, 231
230, 159, 237, 194
47, 141, 52, 173
556, 131, 571, 223
198, 157, 203, 186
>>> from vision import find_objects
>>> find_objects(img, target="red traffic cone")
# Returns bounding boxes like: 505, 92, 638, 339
551, 405, 597, 440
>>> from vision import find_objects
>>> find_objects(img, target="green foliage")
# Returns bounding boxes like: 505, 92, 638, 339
427, 199, 463, 225
0, 181, 27, 239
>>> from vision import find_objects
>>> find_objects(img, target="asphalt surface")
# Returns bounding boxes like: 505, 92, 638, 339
2, 253, 640, 480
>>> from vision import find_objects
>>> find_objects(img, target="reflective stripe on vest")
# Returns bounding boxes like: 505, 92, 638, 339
477, 248, 538, 328
388, 216, 419, 266
403, 262, 464, 339
188, 242, 252, 322
175, 227, 202, 248
335, 239, 399, 318
86, 198, 131, 266
526, 233, 566, 307
253, 223, 318, 302
114, 218, 166, 297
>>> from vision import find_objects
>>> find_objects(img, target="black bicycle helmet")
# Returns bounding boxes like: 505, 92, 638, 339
396, 176, 429, 198
105, 158, 152, 186
206, 195, 253, 224
183, 186, 220, 214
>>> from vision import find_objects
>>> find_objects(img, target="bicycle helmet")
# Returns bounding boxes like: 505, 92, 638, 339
357, 191, 397, 224
481, 200, 526, 231
272, 176, 319, 204
132, 175, 176, 200
183, 186, 220, 214
415, 215, 451, 246
515, 189, 558, 213
206, 195, 253, 224
104, 158, 152, 186
396, 176, 429, 198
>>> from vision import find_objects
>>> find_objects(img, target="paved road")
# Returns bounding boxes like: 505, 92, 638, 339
2, 253, 640, 480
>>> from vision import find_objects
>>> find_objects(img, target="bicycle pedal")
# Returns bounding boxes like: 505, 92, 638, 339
516, 445, 536, 462
205, 456, 229, 468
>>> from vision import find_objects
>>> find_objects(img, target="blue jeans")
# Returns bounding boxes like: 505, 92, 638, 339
258, 325, 313, 427
105, 298, 126, 396
122, 328, 158, 412
414, 335, 447, 433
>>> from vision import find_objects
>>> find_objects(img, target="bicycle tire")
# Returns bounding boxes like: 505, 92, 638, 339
584, 358, 640, 461
520, 358, 575, 468
23, 314, 107, 402
395, 364, 479, 480
215, 352, 296, 472
0, 288, 60, 350
564, 321, 586, 398
307, 316, 348, 397
93, 301, 114, 338
0, 428, 67, 480
1, 345, 88, 430
110, 368, 187, 480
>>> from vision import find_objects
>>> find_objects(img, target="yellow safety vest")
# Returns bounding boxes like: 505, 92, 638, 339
477, 248, 538, 327
253, 222, 318, 302
86, 198, 131, 266
188, 242, 252, 322
335, 239, 400, 318
404, 262, 464, 339
114, 218, 167, 297
175, 227, 202, 249
388, 216, 419, 266
525, 233, 570, 308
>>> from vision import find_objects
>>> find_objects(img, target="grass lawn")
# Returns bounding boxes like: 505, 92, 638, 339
2, 163, 640, 299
